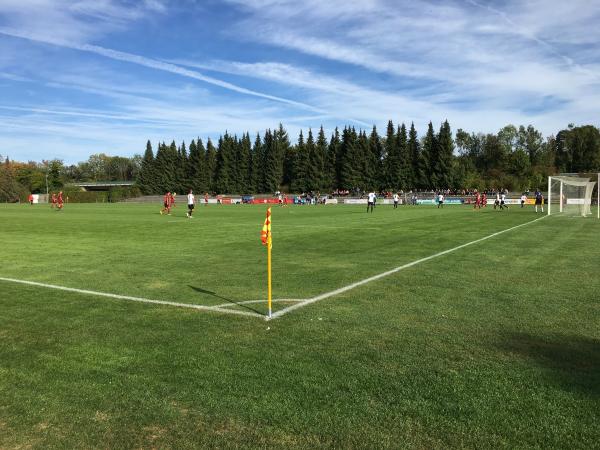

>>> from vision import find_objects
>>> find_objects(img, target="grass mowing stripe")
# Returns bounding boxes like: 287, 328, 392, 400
270, 215, 548, 320
0, 276, 263, 318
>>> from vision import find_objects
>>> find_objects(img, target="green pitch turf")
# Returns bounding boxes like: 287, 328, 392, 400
1, 202, 598, 448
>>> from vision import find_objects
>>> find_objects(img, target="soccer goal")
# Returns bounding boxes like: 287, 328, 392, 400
547, 174, 599, 218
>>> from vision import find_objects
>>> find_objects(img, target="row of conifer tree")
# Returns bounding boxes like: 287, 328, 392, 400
137, 120, 455, 195
136, 120, 600, 195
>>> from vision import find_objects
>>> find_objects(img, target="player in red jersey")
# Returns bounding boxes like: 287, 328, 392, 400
51, 193, 57, 208
169, 192, 176, 209
160, 191, 172, 215
481, 193, 487, 207
474, 192, 481, 209
204, 192, 209, 206
57, 191, 64, 210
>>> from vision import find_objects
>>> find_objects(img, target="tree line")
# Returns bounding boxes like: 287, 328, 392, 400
1, 121, 600, 202
136, 122, 600, 195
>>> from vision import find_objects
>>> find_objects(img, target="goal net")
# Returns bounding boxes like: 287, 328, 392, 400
548, 175, 597, 217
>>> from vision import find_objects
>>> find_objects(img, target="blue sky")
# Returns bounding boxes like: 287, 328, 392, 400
1, 0, 599, 164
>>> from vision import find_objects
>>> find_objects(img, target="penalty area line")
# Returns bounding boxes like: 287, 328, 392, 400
0, 277, 263, 318
269, 215, 548, 320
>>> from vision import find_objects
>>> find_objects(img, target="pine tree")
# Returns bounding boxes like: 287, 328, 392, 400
293, 130, 308, 192
305, 129, 318, 191
263, 128, 283, 193
368, 126, 383, 190
137, 140, 156, 194
437, 120, 455, 189
188, 139, 207, 193
314, 126, 328, 191
282, 133, 296, 191
205, 138, 217, 193
408, 123, 423, 189
383, 120, 399, 189
421, 122, 436, 189
250, 133, 263, 193
272, 124, 290, 190
154, 142, 178, 193
341, 127, 362, 192
397, 123, 411, 190
176, 141, 188, 193
215, 133, 235, 194
238, 132, 251, 193
325, 129, 339, 191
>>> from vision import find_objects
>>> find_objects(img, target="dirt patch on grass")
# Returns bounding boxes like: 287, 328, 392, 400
143, 425, 167, 442
93, 411, 109, 422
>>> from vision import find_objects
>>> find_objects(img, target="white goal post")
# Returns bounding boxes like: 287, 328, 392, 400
547, 174, 599, 218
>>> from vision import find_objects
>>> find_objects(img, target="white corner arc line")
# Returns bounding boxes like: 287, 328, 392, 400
213, 299, 304, 309
0, 277, 263, 318
268, 216, 548, 320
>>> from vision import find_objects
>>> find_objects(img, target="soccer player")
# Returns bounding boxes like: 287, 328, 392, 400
393, 192, 399, 209
160, 191, 171, 215
186, 189, 195, 218
500, 192, 508, 210
51, 193, 57, 208
204, 192, 209, 206
494, 192, 500, 210
482, 192, 487, 208
474, 192, 481, 209
28, 193, 33, 205
367, 191, 376, 213
520, 193, 527, 208
534, 190, 544, 213
57, 191, 64, 210
437, 192, 444, 208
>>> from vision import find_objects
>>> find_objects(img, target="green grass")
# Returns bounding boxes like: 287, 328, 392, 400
1, 202, 599, 448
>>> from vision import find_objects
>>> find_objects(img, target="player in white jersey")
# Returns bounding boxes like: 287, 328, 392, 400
186, 190, 195, 218
520, 194, 527, 208
393, 193, 399, 209
367, 191, 376, 213
437, 192, 444, 208
500, 192, 508, 210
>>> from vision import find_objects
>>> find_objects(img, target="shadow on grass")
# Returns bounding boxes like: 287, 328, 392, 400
188, 286, 262, 315
498, 332, 600, 396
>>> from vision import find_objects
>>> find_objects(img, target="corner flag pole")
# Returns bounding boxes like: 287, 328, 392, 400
261, 207, 273, 319
267, 234, 272, 318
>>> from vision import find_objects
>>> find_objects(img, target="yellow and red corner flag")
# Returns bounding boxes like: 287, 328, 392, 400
260, 207, 273, 318
261, 207, 272, 248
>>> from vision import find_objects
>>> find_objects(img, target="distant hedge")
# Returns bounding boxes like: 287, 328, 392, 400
49, 185, 142, 203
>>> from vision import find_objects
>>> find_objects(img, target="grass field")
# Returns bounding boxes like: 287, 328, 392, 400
1, 202, 599, 448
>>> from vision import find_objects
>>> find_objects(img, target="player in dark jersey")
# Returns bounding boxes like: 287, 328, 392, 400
534, 190, 544, 213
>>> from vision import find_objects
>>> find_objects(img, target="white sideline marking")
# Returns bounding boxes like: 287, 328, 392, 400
268, 216, 548, 320
0, 277, 262, 318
